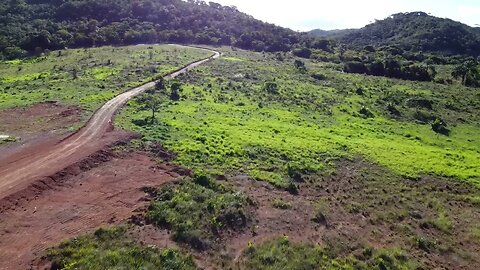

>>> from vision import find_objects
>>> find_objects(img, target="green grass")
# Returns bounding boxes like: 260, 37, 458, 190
0, 45, 212, 113
146, 175, 253, 249
272, 198, 292, 209
241, 237, 417, 270
47, 226, 198, 270
471, 227, 480, 244
0, 135, 16, 144
117, 47, 480, 187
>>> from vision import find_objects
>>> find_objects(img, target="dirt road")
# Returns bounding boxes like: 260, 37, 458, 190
0, 45, 220, 201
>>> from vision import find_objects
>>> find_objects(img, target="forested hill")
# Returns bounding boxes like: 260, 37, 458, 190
0, 0, 308, 59
337, 12, 480, 56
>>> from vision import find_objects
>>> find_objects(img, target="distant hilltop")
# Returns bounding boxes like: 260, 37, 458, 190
309, 12, 480, 56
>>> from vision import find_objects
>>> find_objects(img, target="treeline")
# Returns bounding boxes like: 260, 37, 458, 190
343, 59, 436, 82
0, 0, 310, 59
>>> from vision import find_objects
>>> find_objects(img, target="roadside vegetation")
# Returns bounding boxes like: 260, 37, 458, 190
0, 44, 212, 112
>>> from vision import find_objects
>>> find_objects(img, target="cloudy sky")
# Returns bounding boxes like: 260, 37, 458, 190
211, 0, 480, 31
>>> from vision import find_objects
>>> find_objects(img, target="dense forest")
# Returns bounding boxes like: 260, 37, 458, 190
331, 12, 480, 57
0, 0, 311, 59
1, 2, 479, 86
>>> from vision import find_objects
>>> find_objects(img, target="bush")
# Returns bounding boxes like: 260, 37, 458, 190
359, 106, 374, 118
47, 226, 198, 270
292, 47, 312, 58
416, 237, 436, 252
3, 46, 28, 59
431, 118, 450, 136
312, 209, 327, 225
263, 82, 279, 94
294, 60, 306, 71
272, 199, 292, 209
344, 61, 368, 74
147, 177, 253, 249
311, 73, 327, 81
413, 110, 436, 124
170, 82, 182, 101
242, 238, 417, 270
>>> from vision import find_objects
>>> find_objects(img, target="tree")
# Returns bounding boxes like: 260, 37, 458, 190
155, 77, 166, 90
263, 82, 278, 94
294, 60, 306, 72
139, 95, 162, 122
170, 82, 182, 101
452, 60, 479, 86
292, 47, 311, 58
452, 63, 468, 85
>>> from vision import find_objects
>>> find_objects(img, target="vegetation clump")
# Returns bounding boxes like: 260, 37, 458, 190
431, 118, 450, 136
272, 198, 292, 210
47, 226, 198, 270
241, 237, 417, 270
146, 175, 253, 250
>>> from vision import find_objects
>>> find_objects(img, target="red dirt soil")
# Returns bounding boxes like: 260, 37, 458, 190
0, 102, 82, 135
0, 149, 182, 270
0, 102, 83, 160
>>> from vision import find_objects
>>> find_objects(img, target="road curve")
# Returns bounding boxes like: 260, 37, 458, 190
0, 45, 220, 200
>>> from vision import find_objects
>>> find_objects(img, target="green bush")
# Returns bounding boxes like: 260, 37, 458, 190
242, 238, 417, 270
147, 176, 253, 250
272, 199, 292, 209
47, 226, 197, 270
431, 118, 450, 136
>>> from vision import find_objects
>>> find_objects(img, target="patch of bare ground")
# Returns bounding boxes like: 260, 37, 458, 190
25, 156, 479, 270
216, 158, 480, 270
91, 157, 480, 270
0, 102, 84, 158
0, 147, 185, 270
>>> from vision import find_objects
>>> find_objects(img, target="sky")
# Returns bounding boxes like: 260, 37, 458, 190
210, 0, 480, 31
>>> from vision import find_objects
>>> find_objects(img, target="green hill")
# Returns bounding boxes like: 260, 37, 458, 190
337, 12, 480, 56
0, 0, 308, 59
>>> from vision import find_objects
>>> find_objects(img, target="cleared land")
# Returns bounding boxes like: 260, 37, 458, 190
0, 45, 479, 269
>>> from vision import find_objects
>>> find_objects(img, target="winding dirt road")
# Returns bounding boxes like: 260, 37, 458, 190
0, 45, 220, 201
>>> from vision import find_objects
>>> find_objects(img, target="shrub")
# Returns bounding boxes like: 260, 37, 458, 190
312, 209, 327, 225
147, 177, 253, 250
292, 47, 312, 59
416, 237, 436, 252
47, 226, 198, 270
294, 60, 306, 71
412, 110, 436, 124
272, 199, 292, 209
431, 118, 450, 136
311, 73, 327, 81
263, 81, 279, 94
359, 106, 374, 118
344, 61, 368, 74
242, 238, 417, 270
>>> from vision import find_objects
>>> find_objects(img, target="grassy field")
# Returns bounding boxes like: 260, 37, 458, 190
117, 47, 480, 188
113, 46, 480, 268
0, 45, 212, 112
